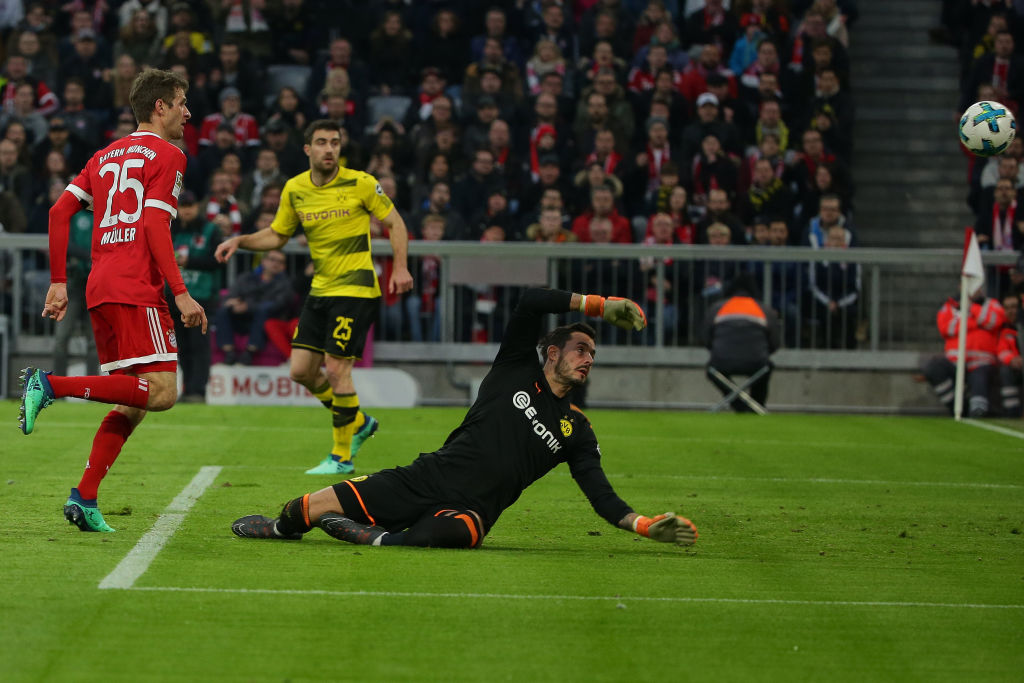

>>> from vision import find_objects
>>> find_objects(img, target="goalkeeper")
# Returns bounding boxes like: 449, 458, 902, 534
231, 287, 698, 549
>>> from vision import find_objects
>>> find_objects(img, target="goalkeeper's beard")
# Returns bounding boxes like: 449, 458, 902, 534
553, 353, 588, 388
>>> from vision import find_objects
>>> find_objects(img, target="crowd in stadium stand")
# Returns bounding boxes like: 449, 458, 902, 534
0, 0, 863, 347
932, 0, 1024, 418
941, 0, 1024, 260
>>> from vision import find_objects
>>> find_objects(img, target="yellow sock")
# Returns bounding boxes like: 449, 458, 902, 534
312, 381, 333, 409
331, 393, 360, 460
354, 410, 366, 431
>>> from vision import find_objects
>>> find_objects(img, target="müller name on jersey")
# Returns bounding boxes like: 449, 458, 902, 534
99, 227, 138, 244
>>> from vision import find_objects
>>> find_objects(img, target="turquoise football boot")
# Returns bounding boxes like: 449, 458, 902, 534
350, 414, 379, 456
18, 367, 55, 435
305, 415, 377, 474
305, 456, 355, 475
63, 489, 115, 533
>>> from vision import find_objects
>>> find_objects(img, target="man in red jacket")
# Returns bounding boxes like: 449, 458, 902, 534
923, 291, 1006, 417
571, 184, 632, 243
997, 290, 1022, 417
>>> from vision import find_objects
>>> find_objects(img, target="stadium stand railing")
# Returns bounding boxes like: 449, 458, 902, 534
2, 235, 1016, 372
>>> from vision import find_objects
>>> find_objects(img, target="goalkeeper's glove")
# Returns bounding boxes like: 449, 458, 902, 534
633, 512, 698, 546
578, 294, 647, 331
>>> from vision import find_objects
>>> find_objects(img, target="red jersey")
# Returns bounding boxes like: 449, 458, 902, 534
64, 131, 187, 309
198, 112, 261, 147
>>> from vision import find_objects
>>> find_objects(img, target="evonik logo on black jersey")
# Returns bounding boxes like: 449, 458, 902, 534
512, 391, 562, 453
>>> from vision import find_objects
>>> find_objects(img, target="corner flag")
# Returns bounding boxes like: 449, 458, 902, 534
954, 228, 985, 420
961, 227, 985, 297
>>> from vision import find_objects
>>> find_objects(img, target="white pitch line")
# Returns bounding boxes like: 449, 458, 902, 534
962, 419, 1024, 440
536, 471, 1024, 490
98, 466, 222, 590
594, 473, 1024, 490
123, 586, 1024, 610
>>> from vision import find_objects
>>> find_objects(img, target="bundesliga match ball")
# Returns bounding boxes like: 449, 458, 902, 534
959, 100, 1017, 156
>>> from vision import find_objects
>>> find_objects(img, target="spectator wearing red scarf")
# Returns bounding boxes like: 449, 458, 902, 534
406, 67, 448, 130
740, 39, 782, 92
975, 177, 1024, 252
690, 133, 738, 207
583, 127, 624, 177
625, 117, 676, 219
962, 30, 1024, 115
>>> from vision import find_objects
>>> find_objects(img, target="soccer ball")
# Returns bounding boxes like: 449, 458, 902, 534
959, 100, 1017, 156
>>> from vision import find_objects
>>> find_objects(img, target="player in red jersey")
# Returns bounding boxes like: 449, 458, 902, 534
18, 69, 208, 533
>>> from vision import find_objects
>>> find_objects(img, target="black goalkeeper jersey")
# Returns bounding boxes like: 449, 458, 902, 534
387, 288, 633, 531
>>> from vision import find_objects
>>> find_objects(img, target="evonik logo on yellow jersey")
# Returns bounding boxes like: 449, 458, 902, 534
297, 208, 351, 222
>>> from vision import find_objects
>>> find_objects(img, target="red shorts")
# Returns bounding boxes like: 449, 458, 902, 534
90, 303, 178, 375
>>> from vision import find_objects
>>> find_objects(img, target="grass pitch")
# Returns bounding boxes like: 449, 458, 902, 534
1, 402, 1022, 682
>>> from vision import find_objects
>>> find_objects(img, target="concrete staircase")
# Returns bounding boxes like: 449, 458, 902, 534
849, 0, 973, 247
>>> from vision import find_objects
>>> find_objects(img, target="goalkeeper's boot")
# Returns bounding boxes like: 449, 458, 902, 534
350, 414, 379, 457
18, 367, 55, 435
231, 515, 303, 540
304, 455, 355, 475
64, 488, 115, 533
317, 513, 387, 545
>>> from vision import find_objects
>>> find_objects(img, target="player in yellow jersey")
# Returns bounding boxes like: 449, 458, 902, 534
216, 120, 413, 474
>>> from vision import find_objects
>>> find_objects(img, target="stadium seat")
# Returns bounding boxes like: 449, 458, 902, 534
264, 65, 313, 109
210, 332, 287, 367
708, 365, 770, 414
364, 95, 412, 134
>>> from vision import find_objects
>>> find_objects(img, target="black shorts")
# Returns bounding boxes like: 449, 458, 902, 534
332, 470, 447, 532
292, 295, 379, 358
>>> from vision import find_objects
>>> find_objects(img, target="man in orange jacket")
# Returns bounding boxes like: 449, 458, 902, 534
997, 290, 1022, 417
703, 273, 780, 412
923, 291, 1006, 417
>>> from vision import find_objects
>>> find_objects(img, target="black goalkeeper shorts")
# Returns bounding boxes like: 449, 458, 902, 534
332, 470, 450, 533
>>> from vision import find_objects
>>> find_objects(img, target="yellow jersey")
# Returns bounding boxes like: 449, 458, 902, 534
271, 166, 394, 298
